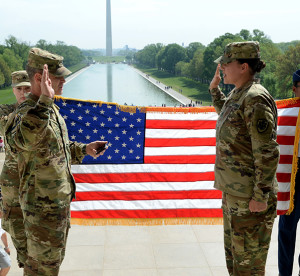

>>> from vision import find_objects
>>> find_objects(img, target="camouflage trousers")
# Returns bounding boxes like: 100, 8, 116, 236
1, 185, 27, 267
222, 193, 277, 276
23, 206, 71, 276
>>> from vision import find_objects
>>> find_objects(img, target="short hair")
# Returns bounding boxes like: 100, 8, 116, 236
26, 65, 43, 81
293, 81, 300, 87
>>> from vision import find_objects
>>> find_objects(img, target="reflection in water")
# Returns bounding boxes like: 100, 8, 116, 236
107, 64, 113, 102
63, 64, 180, 106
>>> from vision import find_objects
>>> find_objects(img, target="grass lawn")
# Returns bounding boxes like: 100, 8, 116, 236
68, 63, 88, 73
133, 64, 212, 106
0, 87, 16, 104
93, 56, 125, 63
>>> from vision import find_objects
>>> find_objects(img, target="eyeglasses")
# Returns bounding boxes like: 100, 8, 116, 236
295, 85, 300, 88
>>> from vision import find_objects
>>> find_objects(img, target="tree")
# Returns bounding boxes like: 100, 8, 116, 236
275, 42, 300, 98
0, 55, 12, 87
2, 48, 23, 72
239, 29, 251, 40
157, 44, 187, 73
186, 42, 205, 60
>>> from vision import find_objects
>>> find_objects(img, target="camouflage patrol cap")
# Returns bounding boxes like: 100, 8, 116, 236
11, 70, 31, 88
27, 47, 72, 77
293, 70, 300, 82
214, 41, 261, 64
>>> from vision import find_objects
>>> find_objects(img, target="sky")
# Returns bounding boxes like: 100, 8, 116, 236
0, 0, 299, 50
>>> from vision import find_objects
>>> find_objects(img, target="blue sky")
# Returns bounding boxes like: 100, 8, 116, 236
0, 0, 299, 50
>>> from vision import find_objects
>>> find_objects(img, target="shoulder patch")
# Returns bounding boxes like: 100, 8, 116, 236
257, 119, 269, 133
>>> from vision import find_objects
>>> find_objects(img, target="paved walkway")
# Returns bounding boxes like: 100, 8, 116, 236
0, 151, 299, 275
131, 67, 196, 106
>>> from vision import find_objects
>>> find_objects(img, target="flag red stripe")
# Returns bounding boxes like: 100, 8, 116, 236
146, 120, 217, 129
73, 172, 215, 184
276, 136, 295, 145
144, 155, 216, 164
71, 208, 223, 219
276, 173, 291, 182
277, 192, 290, 201
279, 155, 293, 164
277, 210, 289, 215
145, 138, 216, 147
277, 116, 297, 126
73, 190, 222, 201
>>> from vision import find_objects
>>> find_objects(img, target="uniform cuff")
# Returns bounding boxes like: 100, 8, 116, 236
209, 87, 221, 95
38, 95, 54, 107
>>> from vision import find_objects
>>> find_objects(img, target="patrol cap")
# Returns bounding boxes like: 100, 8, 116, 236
293, 70, 300, 82
11, 70, 31, 88
27, 47, 72, 77
214, 41, 261, 64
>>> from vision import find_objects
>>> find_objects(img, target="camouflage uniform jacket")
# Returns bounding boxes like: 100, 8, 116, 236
0, 104, 17, 202
0, 109, 21, 207
6, 93, 87, 212
0, 104, 16, 135
210, 81, 279, 203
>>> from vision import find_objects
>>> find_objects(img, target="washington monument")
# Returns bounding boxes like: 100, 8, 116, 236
106, 0, 112, 56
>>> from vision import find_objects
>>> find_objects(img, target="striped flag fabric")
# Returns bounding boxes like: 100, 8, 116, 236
54, 96, 300, 224
276, 99, 300, 215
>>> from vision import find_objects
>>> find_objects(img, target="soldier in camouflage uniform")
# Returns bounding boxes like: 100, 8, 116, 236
209, 41, 279, 276
0, 71, 31, 268
6, 48, 107, 276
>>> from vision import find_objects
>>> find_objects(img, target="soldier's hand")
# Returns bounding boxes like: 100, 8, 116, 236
209, 64, 221, 90
86, 141, 108, 158
249, 199, 267, 212
41, 64, 55, 99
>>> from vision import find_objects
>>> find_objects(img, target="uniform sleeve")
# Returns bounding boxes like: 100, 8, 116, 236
12, 95, 54, 151
209, 87, 227, 114
244, 96, 279, 203
69, 142, 87, 164
0, 104, 16, 135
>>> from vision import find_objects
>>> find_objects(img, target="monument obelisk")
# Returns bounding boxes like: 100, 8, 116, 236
106, 0, 112, 56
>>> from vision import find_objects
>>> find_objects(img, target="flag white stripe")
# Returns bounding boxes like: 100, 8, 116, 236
71, 199, 222, 211
145, 129, 216, 138
278, 182, 292, 193
71, 164, 215, 174
145, 146, 216, 156
146, 112, 218, 120
277, 107, 299, 116
277, 164, 293, 173
279, 145, 294, 156
75, 181, 216, 192
277, 126, 296, 136
277, 201, 290, 211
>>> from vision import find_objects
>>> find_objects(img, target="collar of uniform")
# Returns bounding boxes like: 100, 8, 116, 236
234, 80, 254, 94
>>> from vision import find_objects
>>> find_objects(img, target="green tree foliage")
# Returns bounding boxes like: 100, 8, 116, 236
2, 48, 23, 72
156, 43, 188, 73
35, 40, 84, 67
5, 35, 30, 67
275, 42, 300, 98
0, 36, 86, 88
135, 43, 163, 67
186, 42, 205, 60
0, 55, 11, 87
276, 40, 300, 53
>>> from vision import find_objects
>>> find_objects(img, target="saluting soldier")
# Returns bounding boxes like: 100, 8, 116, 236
0, 70, 31, 268
209, 41, 279, 275
6, 48, 107, 276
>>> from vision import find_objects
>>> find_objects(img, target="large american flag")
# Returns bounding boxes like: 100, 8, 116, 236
54, 97, 300, 224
